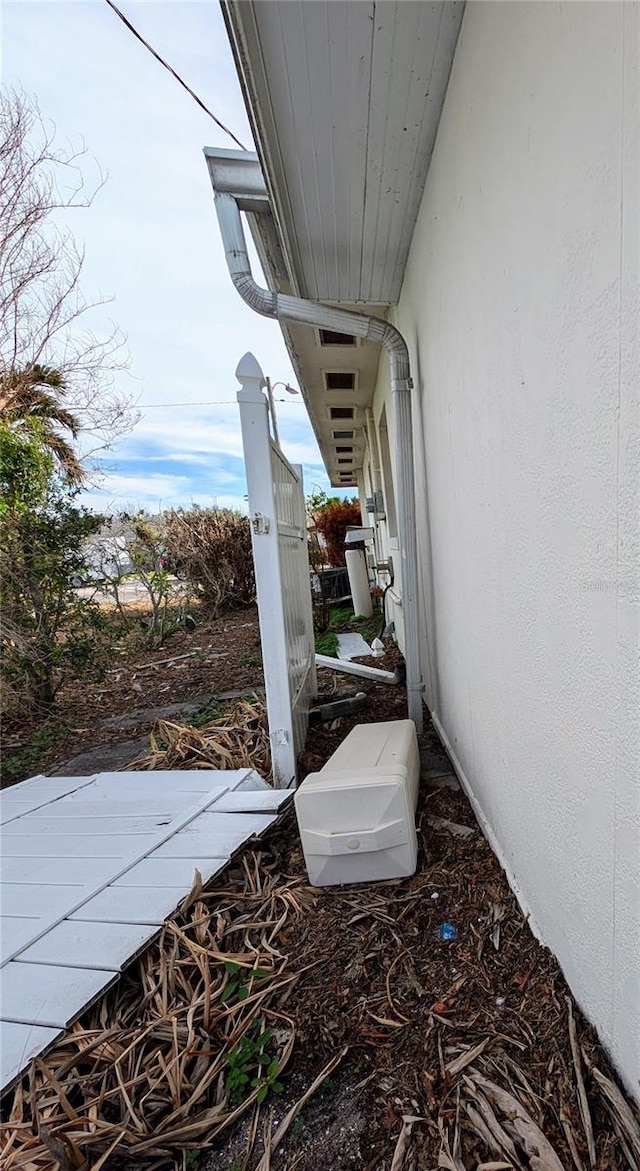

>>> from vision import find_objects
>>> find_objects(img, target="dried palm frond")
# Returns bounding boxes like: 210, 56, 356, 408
0, 852, 316, 1170
127, 697, 271, 779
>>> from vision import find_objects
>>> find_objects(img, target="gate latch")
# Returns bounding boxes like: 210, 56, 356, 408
252, 512, 271, 535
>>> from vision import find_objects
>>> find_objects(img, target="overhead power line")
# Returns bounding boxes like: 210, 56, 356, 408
123, 400, 305, 409
103, 0, 248, 151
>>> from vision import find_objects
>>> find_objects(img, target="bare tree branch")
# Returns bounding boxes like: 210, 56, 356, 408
0, 87, 139, 455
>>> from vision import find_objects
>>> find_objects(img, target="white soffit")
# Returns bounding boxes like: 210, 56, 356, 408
225, 0, 465, 304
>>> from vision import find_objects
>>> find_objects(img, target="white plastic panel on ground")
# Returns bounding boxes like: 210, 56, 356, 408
111, 856, 228, 888
1, 1023, 63, 1090
0, 962, 117, 1028
0, 770, 293, 1093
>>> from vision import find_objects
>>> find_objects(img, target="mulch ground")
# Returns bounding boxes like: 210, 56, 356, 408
201, 717, 635, 1170
1, 607, 638, 1169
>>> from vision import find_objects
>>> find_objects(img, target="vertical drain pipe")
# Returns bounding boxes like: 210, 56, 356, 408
365, 407, 383, 499
210, 183, 424, 731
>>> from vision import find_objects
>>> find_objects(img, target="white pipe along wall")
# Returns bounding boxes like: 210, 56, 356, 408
384, 0, 639, 1092
204, 158, 425, 732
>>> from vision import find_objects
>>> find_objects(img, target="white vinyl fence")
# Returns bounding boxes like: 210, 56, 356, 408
236, 353, 317, 787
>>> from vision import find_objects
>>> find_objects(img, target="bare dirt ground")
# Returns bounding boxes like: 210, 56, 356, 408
1, 605, 637, 1170
1, 607, 265, 787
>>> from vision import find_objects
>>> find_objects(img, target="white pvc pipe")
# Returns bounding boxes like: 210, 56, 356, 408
345, 548, 373, 618
315, 654, 401, 684
366, 407, 383, 496
208, 170, 424, 732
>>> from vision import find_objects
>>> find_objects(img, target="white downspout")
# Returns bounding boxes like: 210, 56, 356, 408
210, 184, 424, 732
365, 407, 383, 498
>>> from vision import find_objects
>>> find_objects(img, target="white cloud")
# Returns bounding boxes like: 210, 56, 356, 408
4, 1, 333, 506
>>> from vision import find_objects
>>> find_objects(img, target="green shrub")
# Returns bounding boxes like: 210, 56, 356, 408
0, 475, 110, 714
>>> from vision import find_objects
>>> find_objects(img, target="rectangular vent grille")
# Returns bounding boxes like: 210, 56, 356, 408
325, 371, 355, 391
335, 446, 353, 454
319, 329, 356, 346
329, 407, 354, 420
337, 458, 353, 465
332, 430, 354, 440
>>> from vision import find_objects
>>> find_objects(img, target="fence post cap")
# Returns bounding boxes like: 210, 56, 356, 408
236, 352, 266, 400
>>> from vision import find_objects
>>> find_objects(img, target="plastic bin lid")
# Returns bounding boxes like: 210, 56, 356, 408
297, 767, 410, 793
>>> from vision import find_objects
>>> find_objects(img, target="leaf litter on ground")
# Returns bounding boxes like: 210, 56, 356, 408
2, 693, 639, 1170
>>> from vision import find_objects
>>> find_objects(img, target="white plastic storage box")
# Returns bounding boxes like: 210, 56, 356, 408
294, 720, 420, 887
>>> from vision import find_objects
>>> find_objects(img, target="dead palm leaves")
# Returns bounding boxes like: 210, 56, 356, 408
129, 697, 271, 778
429, 1019, 640, 1171
0, 853, 314, 1169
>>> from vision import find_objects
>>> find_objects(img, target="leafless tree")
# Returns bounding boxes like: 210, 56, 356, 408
0, 88, 138, 458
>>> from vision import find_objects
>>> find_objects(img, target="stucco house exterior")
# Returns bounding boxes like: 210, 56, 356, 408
209, 1, 639, 1094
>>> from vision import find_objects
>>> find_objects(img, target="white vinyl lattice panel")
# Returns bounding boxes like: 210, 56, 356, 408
237, 353, 317, 785
271, 445, 317, 760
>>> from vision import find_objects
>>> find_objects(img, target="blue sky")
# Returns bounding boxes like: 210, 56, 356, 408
2, 0, 336, 514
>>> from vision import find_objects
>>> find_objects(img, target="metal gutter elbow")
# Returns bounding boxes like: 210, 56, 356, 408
207, 159, 424, 732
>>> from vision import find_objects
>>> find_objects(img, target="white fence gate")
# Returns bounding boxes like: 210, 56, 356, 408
237, 353, 317, 787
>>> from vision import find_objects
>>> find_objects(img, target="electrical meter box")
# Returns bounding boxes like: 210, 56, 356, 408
294, 720, 420, 887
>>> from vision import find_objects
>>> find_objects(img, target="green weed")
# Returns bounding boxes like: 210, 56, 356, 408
314, 606, 381, 658
314, 630, 339, 656
220, 960, 270, 1005
187, 705, 221, 729
3, 725, 68, 782
240, 652, 262, 669
225, 1025, 284, 1106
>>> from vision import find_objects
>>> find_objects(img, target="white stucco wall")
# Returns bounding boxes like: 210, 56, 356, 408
388, 1, 639, 1091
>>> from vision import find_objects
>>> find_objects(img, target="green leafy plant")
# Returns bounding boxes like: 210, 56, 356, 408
252, 1056, 284, 1105
313, 607, 380, 658
220, 960, 270, 1005
305, 488, 340, 513
224, 1023, 284, 1107
314, 630, 339, 656
187, 704, 221, 729
0, 459, 111, 714
3, 725, 68, 782
329, 605, 357, 626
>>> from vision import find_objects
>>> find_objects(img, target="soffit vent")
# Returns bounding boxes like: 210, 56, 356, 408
335, 446, 353, 454
337, 458, 353, 465
332, 429, 354, 440
325, 371, 356, 391
329, 407, 355, 421
319, 329, 356, 346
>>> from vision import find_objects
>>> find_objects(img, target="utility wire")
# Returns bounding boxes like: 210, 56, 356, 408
126, 400, 304, 409
103, 0, 248, 150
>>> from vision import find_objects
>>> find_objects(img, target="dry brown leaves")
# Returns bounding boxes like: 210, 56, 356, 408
128, 697, 271, 777
430, 1058, 640, 1171
0, 850, 315, 1170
